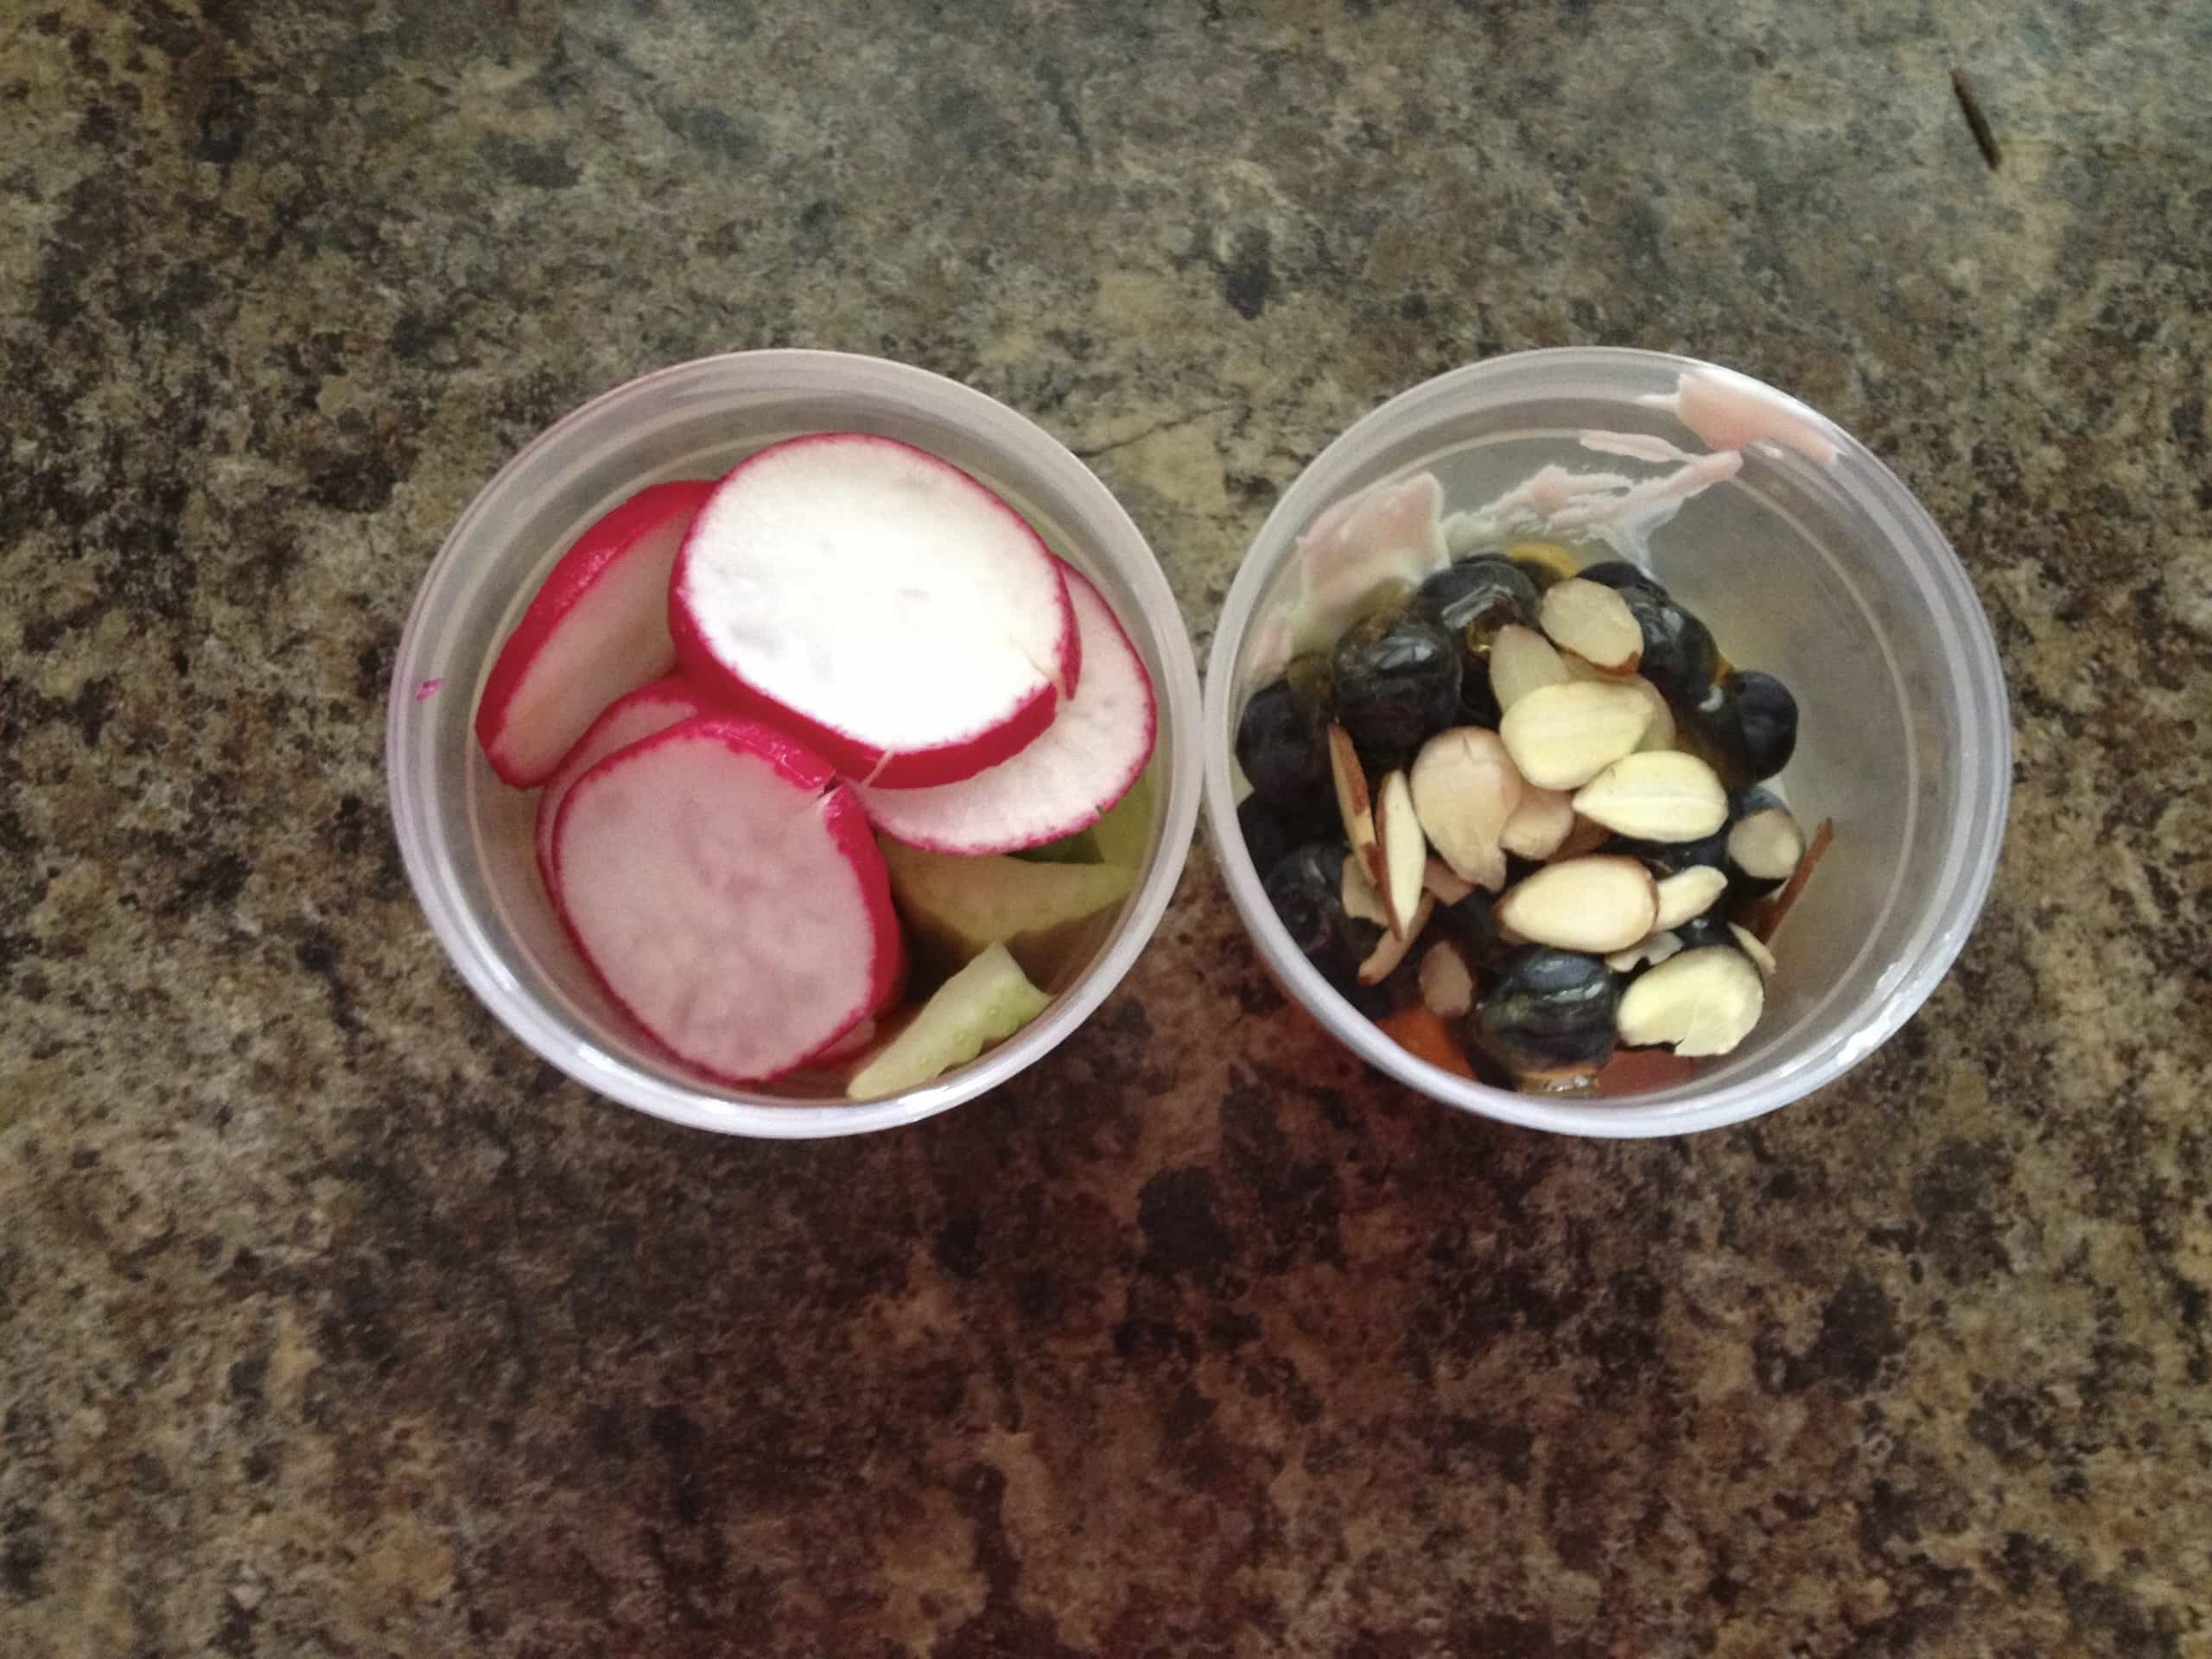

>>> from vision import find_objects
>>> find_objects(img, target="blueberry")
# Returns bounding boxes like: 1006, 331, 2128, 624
1618, 586, 1719, 706
1414, 557, 1535, 727
1236, 677, 1330, 808
1688, 670, 1798, 785
1577, 559, 1667, 595
1236, 793, 1330, 877
1670, 914, 1736, 953
1472, 946, 1622, 1077
1433, 890, 1514, 978
1262, 841, 1384, 991
1607, 825, 1730, 876
1330, 613, 1462, 757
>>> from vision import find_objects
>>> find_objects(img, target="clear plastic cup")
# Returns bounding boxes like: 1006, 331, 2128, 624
1203, 347, 2010, 1137
388, 352, 1201, 1139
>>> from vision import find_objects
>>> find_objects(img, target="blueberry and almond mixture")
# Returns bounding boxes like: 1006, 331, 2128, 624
1238, 541, 1827, 1096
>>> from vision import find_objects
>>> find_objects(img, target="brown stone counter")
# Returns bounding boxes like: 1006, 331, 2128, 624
3, 2, 2207, 1653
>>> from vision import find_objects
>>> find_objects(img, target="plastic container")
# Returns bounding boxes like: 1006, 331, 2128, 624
1203, 347, 2010, 1137
388, 352, 1202, 1139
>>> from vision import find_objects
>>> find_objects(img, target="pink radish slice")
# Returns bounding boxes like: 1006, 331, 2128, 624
853, 565, 1156, 854
806, 1018, 879, 1067
475, 480, 716, 786
550, 716, 905, 1084
533, 675, 712, 894
670, 435, 1077, 790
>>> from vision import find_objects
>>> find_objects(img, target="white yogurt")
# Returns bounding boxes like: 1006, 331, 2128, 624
1252, 363, 1842, 678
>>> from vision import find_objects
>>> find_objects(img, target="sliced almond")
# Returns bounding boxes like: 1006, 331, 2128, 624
1491, 855, 1658, 954
1572, 750, 1729, 842
1488, 624, 1573, 713
1339, 850, 1389, 927
1729, 923, 1778, 979
1497, 680, 1653, 790
1374, 770, 1428, 941
1503, 539, 1576, 584
1422, 856, 1477, 906
1749, 817, 1834, 942
1418, 938, 1476, 1018
1498, 785, 1575, 861
1326, 722, 1383, 887
1651, 864, 1729, 931
1728, 803, 1807, 882
1628, 677, 1677, 752
1563, 657, 1673, 754
1606, 931, 1685, 973
1539, 578, 1643, 673
1409, 727, 1521, 892
1616, 945, 1764, 1057
1357, 892, 1434, 985
1554, 813, 1616, 861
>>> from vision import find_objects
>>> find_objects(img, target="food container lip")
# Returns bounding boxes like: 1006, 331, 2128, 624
387, 349, 1205, 1139
1201, 346, 2012, 1138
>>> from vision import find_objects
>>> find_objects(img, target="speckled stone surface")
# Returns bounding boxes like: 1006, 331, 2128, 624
4, 2, 2209, 1654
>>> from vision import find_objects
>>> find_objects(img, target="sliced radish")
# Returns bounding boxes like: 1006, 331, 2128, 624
532, 676, 713, 894
851, 566, 1155, 854
549, 716, 904, 1084
671, 435, 1077, 789
474, 480, 715, 785
807, 1016, 880, 1066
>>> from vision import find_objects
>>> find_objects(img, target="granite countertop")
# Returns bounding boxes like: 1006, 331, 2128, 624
5, 2, 2209, 1654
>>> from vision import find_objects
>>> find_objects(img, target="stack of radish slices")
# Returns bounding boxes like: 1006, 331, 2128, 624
474, 435, 1157, 1096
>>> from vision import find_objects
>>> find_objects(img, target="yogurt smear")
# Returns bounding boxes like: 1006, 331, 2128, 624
1252, 363, 1843, 679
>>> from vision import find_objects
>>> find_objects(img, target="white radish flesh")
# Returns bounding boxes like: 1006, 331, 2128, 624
854, 566, 1156, 854
550, 717, 905, 1084
533, 676, 713, 894
671, 435, 1077, 789
475, 480, 715, 785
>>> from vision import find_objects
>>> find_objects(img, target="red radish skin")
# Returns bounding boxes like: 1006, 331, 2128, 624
854, 564, 1156, 855
549, 717, 905, 1084
475, 480, 715, 786
804, 1017, 878, 1067
532, 676, 713, 895
670, 435, 1077, 789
